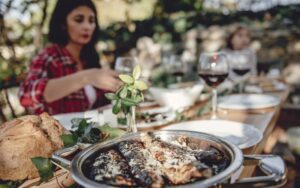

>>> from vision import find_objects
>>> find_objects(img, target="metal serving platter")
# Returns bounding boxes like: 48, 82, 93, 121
68, 130, 244, 188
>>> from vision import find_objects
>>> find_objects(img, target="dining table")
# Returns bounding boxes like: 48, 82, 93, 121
20, 79, 291, 188
177, 84, 291, 181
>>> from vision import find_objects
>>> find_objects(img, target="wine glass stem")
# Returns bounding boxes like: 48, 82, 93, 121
239, 82, 243, 93
212, 88, 218, 119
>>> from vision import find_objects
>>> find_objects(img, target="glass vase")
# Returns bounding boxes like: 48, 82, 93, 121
126, 106, 137, 133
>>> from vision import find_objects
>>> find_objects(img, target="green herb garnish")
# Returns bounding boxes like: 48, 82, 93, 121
60, 119, 126, 147
98, 124, 126, 140
31, 157, 54, 182
60, 119, 101, 147
60, 134, 78, 148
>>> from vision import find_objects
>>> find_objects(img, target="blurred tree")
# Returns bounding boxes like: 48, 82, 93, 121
0, 0, 56, 120
0, 0, 56, 88
99, 1, 300, 64
0, 0, 300, 85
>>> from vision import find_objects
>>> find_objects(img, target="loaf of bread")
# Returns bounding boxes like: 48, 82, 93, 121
0, 113, 65, 181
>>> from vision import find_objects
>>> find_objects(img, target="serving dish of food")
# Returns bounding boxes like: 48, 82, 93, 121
0, 113, 64, 181
53, 130, 287, 188
0, 113, 125, 188
149, 83, 204, 110
135, 107, 177, 129
0, 113, 69, 187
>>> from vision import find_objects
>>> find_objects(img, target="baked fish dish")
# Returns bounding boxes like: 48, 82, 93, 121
82, 132, 229, 187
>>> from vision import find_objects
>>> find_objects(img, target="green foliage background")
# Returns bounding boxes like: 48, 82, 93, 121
1, 0, 300, 87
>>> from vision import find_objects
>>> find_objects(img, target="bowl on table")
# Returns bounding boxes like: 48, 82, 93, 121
149, 82, 204, 110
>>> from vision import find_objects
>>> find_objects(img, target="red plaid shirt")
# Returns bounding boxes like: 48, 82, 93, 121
19, 44, 108, 115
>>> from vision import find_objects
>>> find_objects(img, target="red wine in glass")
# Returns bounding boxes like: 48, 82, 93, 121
198, 71, 229, 88
198, 52, 229, 119
232, 68, 250, 76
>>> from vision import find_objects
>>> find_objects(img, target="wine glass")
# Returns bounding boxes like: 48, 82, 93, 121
115, 57, 138, 74
198, 52, 229, 119
165, 55, 188, 83
228, 50, 252, 93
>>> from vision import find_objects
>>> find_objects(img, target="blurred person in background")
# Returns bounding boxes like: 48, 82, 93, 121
225, 25, 257, 76
19, 0, 122, 115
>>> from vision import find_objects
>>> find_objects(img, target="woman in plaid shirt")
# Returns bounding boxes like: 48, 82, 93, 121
19, 0, 122, 115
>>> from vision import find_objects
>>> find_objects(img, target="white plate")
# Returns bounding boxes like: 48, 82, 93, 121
244, 82, 286, 93
53, 110, 99, 130
138, 101, 158, 108
162, 120, 263, 149
218, 94, 280, 110
97, 106, 177, 129
54, 106, 177, 131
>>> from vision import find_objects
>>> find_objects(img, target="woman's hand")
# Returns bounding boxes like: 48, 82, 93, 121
43, 68, 122, 103
86, 68, 123, 91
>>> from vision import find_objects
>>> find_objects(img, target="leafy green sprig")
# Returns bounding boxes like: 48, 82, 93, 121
31, 157, 55, 182
60, 118, 101, 147
60, 118, 126, 147
105, 65, 148, 115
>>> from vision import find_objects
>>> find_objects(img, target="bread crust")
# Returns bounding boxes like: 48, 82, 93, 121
0, 113, 65, 181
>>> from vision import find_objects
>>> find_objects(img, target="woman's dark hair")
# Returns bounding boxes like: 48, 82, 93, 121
226, 26, 250, 50
49, 0, 100, 68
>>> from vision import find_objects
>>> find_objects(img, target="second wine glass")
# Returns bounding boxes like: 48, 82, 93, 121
198, 52, 229, 119
165, 55, 188, 83
115, 57, 138, 74
228, 50, 253, 93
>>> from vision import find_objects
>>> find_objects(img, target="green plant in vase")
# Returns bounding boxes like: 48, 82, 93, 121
105, 65, 148, 132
